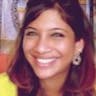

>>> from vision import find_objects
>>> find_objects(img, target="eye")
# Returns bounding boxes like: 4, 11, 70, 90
51, 32, 65, 38
24, 30, 38, 37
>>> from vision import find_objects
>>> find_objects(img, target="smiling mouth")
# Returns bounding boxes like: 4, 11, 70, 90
34, 58, 58, 68
36, 58, 56, 64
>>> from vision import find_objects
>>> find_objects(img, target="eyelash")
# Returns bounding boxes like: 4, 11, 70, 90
51, 33, 64, 38
25, 31, 37, 36
24, 31, 65, 39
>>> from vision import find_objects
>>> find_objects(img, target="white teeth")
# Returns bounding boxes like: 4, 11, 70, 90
37, 58, 55, 64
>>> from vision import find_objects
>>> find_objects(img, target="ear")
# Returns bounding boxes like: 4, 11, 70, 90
75, 39, 85, 54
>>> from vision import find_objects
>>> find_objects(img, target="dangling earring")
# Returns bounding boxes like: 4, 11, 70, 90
72, 52, 81, 66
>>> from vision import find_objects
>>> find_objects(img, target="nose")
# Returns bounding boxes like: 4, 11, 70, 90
34, 38, 51, 54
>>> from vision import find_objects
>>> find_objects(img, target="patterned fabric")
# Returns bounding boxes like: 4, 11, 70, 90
1, 0, 27, 40
0, 0, 2, 42
1, 0, 19, 40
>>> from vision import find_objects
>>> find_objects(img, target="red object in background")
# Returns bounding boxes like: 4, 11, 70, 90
0, 53, 9, 73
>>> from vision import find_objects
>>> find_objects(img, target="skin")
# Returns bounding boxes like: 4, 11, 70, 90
23, 9, 84, 96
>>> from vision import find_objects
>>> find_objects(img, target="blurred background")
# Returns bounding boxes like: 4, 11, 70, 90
0, 0, 96, 72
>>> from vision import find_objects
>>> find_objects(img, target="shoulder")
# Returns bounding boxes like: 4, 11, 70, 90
0, 72, 17, 96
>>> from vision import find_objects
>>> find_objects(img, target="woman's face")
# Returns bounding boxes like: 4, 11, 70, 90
23, 9, 83, 79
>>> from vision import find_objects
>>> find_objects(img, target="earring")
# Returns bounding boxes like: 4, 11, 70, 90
72, 53, 81, 66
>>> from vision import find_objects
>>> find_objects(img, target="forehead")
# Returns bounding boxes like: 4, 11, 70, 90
35, 9, 62, 21
28, 9, 68, 27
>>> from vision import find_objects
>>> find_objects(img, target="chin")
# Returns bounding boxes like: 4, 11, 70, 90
35, 70, 59, 80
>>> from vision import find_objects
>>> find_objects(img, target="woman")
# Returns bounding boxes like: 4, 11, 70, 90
8, 0, 96, 96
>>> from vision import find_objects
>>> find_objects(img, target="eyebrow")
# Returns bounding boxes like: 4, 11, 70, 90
48, 28, 68, 32
25, 27, 37, 30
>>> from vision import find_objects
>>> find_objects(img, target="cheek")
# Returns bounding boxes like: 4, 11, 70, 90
23, 39, 35, 52
22, 39, 35, 63
23, 40, 30, 52
56, 41, 76, 60
59, 42, 75, 52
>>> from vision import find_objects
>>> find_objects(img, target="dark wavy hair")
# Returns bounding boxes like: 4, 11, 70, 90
8, 0, 96, 96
